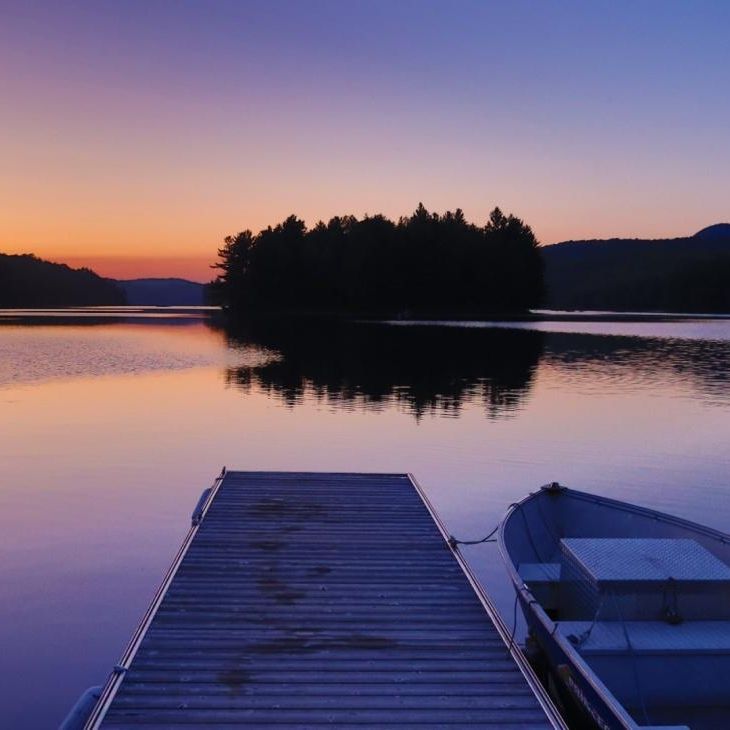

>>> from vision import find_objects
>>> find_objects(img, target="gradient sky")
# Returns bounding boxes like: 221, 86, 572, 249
2, 0, 729, 281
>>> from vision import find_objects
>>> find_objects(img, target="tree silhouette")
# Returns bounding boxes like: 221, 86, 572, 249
542, 233, 730, 313
0, 253, 125, 307
210, 205, 544, 315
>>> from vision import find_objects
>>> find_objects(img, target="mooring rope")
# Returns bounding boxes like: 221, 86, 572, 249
447, 522, 524, 657
448, 523, 499, 548
567, 593, 606, 647
613, 591, 651, 726
507, 592, 520, 653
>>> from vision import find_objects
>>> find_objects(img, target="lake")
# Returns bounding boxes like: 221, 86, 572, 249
1, 308, 729, 727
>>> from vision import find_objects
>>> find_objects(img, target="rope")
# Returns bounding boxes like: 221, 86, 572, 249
517, 502, 544, 563
567, 593, 606, 647
661, 578, 683, 625
447, 498, 542, 557
446, 522, 523, 657
535, 497, 564, 547
612, 591, 651, 726
507, 592, 519, 653
448, 523, 499, 548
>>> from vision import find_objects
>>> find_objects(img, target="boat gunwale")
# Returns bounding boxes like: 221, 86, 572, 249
497, 485, 730, 730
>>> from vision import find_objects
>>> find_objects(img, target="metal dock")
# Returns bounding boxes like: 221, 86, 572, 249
84, 470, 565, 728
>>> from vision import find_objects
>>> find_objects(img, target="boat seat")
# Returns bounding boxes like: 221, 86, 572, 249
518, 563, 561, 610
558, 620, 730, 655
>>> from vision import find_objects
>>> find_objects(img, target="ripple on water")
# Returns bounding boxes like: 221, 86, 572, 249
0, 323, 277, 388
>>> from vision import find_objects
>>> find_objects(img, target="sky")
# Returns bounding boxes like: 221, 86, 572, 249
2, 0, 729, 282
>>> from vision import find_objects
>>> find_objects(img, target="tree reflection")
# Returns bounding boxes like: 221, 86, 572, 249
211, 316, 730, 418
543, 332, 730, 405
214, 317, 544, 420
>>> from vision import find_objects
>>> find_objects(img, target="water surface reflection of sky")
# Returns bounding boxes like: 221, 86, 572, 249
0, 311, 728, 727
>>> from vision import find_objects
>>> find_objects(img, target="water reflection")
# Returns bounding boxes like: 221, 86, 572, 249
543, 332, 730, 406
0, 306, 215, 325
1, 311, 729, 727
217, 317, 544, 420
2, 308, 729, 412
213, 316, 730, 417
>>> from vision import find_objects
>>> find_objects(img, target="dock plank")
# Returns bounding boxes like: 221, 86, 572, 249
89, 471, 563, 728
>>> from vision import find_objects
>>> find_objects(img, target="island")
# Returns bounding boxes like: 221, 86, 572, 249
209, 205, 545, 316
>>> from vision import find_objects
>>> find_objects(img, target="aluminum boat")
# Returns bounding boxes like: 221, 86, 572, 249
499, 483, 730, 730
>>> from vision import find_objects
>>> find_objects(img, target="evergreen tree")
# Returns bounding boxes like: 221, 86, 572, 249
210, 205, 544, 315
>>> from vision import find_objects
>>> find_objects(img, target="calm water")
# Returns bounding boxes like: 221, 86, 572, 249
1, 309, 729, 728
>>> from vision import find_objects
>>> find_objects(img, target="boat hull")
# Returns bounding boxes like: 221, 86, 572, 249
519, 589, 625, 730
499, 484, 730, 730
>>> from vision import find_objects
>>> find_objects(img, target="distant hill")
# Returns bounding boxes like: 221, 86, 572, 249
694, 223, 730, 240
0, 253, 125, 307
116, 278, 206, 306
542, 226, 730, 313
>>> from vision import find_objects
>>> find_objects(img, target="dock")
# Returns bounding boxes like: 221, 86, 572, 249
84, 470, 565, 728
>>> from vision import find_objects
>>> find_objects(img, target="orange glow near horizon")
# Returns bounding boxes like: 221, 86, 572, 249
3, 3, 729, 281
2, 199, 717, 283
56, 255, 216, 282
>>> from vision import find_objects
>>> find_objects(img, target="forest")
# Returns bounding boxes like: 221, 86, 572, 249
0, 253, 125, 307
209, 205, 544, 316
543, 227, 730, 313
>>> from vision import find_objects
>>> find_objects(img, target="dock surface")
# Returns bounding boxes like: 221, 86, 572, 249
87, 471, 563, 728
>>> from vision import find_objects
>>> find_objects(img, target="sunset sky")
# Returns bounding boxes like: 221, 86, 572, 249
2, 0, 729, 281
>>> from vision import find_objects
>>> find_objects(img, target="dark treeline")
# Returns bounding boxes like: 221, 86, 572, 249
0, 253, 125, 307
543, 228, 730, 313
209, 205, 544, 316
